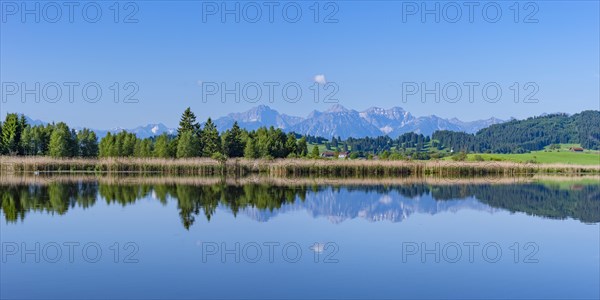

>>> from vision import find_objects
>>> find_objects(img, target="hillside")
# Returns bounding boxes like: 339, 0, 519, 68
433, 111, 600, 153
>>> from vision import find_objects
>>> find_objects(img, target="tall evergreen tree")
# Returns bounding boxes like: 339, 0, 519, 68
178, 107, 201, 137
201, 118, 221, 156
2, 113, 25, 154
222, 121, 245, 157
268, 128, 288, 158
77, 129, 98, 157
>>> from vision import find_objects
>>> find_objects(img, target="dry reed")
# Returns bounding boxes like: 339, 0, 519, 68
1, 156, 598, 177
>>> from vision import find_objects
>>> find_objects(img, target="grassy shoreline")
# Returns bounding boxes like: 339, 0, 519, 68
1, 156, 598, 177
448, 146, 600, 165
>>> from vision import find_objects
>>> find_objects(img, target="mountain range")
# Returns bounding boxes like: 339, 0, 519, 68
239, 188, 496, 224
25, 104, 506, 139
212, 104, 505, 139
24, 116, 177, 139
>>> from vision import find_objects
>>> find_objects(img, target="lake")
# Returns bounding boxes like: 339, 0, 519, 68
1, 176, 599, 299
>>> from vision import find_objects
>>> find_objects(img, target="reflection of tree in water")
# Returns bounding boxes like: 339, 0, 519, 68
1, 181, 598, 227
99, 184, 152, 206
344, 183, 600, 223
170, 184, 305, 229
1, 182, 98, 222
441, 184, 600, 223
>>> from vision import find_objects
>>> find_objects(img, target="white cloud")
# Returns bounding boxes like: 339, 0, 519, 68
309, 243, 325, 253
313, 74, 327, 84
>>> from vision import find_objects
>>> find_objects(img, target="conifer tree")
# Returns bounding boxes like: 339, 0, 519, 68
77, 128, 98, 157
178, 107, 201, 137
222, 121, 245, 157
201, 118, 221, 156
297, 137, 308, 156
311, 145, 320, 158
2, 113, 25, 154
285, 133, 298, 155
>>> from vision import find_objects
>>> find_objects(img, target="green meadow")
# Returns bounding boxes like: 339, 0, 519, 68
458, 144, 600, 165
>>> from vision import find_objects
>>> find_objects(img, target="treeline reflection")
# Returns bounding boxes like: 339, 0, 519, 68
1, 181, 598, 228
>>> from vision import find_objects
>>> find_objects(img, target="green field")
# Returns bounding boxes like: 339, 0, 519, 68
308, 143, 330, 153
311, 142, 599, 165
457, 144, 599, 165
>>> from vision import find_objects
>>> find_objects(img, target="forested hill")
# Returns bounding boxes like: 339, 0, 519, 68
433, 110, 600, 153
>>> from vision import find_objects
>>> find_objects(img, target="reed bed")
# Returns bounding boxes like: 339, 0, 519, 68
1, 156, 598, 177
1, 156, 250, 176
266, 158, 599, 176
2, 173, 598, 187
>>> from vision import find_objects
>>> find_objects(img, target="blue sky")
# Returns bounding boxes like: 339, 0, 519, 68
1, 1, 599, 129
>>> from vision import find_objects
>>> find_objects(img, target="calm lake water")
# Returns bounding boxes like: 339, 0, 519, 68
1, 177, 599, 299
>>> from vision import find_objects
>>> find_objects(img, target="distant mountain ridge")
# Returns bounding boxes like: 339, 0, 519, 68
24, 104, 507, 139
213, 104, 505, 138
213, 105, 303, 131
24, 116, 175, 139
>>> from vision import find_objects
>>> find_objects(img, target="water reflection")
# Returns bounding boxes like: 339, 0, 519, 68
1, 177, 598, 228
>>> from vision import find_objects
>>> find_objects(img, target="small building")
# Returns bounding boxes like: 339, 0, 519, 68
569, 147, 584, 152
321, 151, 336, 158
321, 151, 350, 159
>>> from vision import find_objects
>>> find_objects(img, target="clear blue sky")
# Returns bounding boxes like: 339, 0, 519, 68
1, 1, 599, 129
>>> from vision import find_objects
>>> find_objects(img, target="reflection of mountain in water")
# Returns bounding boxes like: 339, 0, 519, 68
240, 188, 495, 223
1, 182, 598, 229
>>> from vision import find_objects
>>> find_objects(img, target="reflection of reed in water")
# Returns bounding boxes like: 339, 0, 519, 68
1, 175, 599, 227
0, 173, 598, 187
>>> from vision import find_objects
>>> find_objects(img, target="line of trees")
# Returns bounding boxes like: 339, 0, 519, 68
0, 109, 313, 159
0, 113, 98, 157
97, 107, 310, 159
